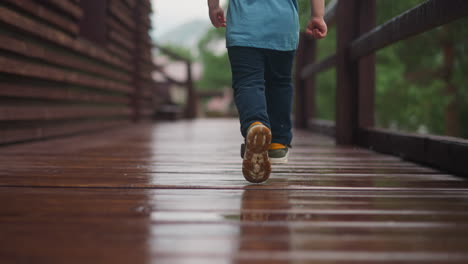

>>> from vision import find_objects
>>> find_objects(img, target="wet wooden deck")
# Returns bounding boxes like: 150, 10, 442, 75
1, 119, 468, 264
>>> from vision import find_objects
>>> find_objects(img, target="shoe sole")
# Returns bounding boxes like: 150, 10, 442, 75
242, 125, 272, 183
269, 149, 289, 164
269, 156, 289, 164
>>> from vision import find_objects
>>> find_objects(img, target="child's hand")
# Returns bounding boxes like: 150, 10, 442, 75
306, 17, 327, 39
209, 6, 226, 28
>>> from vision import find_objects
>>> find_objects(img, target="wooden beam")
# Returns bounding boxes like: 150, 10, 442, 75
359, 127, 468, 177
0, 120, 130, 145
308, 119, 336, 138
300, 55, 336, 79
324, 0, 338, 25
351, 0, 468, 60
0, 106, 131, 121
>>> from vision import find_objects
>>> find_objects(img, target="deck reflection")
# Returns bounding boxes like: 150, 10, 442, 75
1, 119, 468, 263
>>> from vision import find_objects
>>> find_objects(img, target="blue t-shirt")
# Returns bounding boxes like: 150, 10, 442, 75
226, 0, 300, 51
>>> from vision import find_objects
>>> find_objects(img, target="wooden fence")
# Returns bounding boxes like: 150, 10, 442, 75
295, 0, 468, 176
0, 0, 157, 145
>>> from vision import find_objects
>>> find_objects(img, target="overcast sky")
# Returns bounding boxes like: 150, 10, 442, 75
151, 0, 228, 38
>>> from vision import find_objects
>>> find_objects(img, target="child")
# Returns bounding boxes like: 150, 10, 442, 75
208, 0, 327, 183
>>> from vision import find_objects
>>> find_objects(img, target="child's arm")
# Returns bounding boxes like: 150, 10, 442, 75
306, 0, 328, 39
208, 0, 226, 28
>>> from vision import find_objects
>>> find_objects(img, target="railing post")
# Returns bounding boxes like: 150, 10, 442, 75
294, 32, 316, 129
304, 39, 317, 125
336, 0, 375, 144
358, 0, 376, 130
184, 61, 197, 119
336, 0, 359, 144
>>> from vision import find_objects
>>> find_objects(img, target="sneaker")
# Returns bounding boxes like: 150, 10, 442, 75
268, 144, 289, 164
242, 122, 271, 183
242, 143, 290, 164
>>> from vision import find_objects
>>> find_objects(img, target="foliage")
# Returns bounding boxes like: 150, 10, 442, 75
374, 1, 468, 137
298, 0, 336, 120
298, 0, 468, 138
193, 0, 468, 138
159, 44, 194, 62
196, 27, 232, 91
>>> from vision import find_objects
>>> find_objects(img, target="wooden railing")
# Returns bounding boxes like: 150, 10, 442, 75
295, 0, 468, 176
154, 44, 198, 119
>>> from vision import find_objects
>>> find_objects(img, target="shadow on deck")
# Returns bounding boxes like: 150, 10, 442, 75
1, 118, 468, 263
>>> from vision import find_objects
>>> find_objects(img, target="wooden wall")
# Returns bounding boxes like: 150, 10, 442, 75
0, 0, 158, 145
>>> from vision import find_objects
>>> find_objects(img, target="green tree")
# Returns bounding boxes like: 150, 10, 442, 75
298, 0, 468, 138
197, 27, 231, 91
158, 44, 194, 62
375, 1, 468, 138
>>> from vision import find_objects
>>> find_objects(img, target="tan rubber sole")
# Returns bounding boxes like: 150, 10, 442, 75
242, 124, 272, 183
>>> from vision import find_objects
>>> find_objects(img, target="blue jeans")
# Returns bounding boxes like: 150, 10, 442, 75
228, 46, 295, 146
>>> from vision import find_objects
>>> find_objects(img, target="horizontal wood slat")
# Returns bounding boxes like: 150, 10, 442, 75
2, 0, 79, 35
308, 119, 336, 138
0, 120, 130, 144
0, 6, 130, 71
107, 43, 133, 62
109, 1, 136, 31
0, 105, 131, 121
351, 0, 468, 60
358, 128, 468, 177
0, 56, 132, 93
0, 35, 132, 83
36, 0, 83, 20
107, 17, 133, 41
109, 30, 134, 51
0, 83, 128, 104
0, 0, 160, 145
0, 119, 467, 263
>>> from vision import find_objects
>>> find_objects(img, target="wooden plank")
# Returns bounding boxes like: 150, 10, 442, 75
78, 0, 107, 44
351, 0, 468, 60
109, 29, 134, 51
0, 120, 130, 145
40, 0, 82, 20
1, 119, 462, 188
308, 119, 336, 138
2, 0, 79, 35
0, 6, 130, 71
107, 43, 133, 62
0, 105, 131, 121
359, 127, 468, 177
0, 56, 132, 93
107, 16, 133, 42
1, 186, 468, 262
36, 0, 83, 20
0, 83, 128, 104
0, 34, 132, 83
109, 0, 136, 31
123, 0, 136, 8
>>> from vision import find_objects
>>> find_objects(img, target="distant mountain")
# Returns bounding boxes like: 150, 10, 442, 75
156, 19, 210, 50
